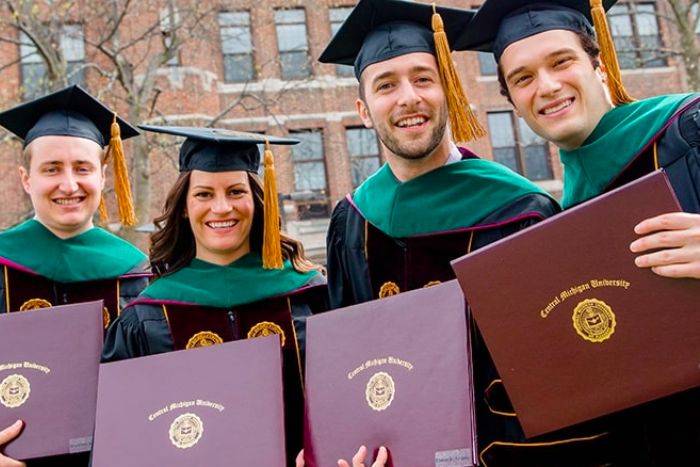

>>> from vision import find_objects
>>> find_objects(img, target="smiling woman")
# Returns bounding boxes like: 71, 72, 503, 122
102, 126, 327, 465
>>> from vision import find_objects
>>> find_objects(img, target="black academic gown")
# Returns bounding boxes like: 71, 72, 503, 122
0, 259, 150, 327
102, 273, 328, 467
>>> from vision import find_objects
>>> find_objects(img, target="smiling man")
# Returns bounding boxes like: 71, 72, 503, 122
0, 86, 148, 465
321, 0, 559, 308
456, 0, 700, 464
319, 1, 562, 465
458, 0, 700, 280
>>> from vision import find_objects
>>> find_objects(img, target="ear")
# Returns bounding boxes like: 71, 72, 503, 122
596, 60, 608, 84
512, 104, 522, 119
101, 163, 107, 190
18, 166, 31, 195
355, 98, 374, 129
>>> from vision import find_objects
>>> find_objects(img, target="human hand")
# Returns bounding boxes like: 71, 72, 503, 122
630, 212, 700, 279
0, 420, 26, 467
296, 449, 305, 467
337, 445, 388, 467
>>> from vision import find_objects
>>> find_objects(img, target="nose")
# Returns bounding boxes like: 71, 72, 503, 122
537, 70, 562, 96
58, 172, 79, 193
396, 79, 421, 107
211, 195, 233, 214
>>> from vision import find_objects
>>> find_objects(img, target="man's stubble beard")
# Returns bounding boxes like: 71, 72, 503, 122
369, 104, 449, 161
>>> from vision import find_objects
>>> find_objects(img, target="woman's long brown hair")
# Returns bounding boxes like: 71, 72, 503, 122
149, 171, 322, 278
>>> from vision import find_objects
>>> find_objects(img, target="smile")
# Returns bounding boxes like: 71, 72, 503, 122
540, 98, 573, 115
206, 220, 238, 229
395, 116, 427, 128
53, 197, 84, 206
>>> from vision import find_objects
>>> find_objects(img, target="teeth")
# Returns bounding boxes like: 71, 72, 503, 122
54, 198, 81, 205
208, 220, 237, 228
396, 116, 427, 127
542, 100, 572, 115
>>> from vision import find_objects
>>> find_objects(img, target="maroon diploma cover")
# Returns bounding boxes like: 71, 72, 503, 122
0, 301, 103, 459
92, 335, 286, 467
451, 170, 700, 438
304, 280, 477, 467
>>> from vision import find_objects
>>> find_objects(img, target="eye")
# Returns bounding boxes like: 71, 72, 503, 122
512, 74, 532, 87
76, 165, 93, 174
553, 56, 573, 68
414, 75, 434, 85
375, 81, 394, 93
193, 191, 212, 199
228, 188, 248, 197
42, 166, 59, 174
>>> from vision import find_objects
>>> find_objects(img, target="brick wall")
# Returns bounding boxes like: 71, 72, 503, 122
0, 0, 692, 256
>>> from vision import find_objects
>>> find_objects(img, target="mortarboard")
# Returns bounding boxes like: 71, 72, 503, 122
137, 125, 298, 173
0, 84, 139, 148
319, 0, 485, 143
456, 0, 633, 105
139, 125, 299, 270
0, 85, 140, 226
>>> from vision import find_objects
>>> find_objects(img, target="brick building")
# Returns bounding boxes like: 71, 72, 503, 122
0, 0, 696, 261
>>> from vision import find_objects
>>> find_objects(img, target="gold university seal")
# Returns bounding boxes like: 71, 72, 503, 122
186, 331, 224, 349
0, 374, 31, 408
19, 298, 52, 311
169, 413, 204, 449
572, 298, 616, 343
378, 281, 400, 298
365, 371, 395, 412
247, 321, 286, 346
103, 307, 111, 329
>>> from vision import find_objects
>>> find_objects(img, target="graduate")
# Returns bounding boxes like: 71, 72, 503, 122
457, 0, 700, 278
319, 1, 561, 466
0, 85, 148, 320
0, 85, 148, 466
102, 126, 327, 465
321, 0, 559, 308
456, 0, 700, 464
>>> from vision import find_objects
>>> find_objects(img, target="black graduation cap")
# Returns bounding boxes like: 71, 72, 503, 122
318, 0, 474, 79
0, 84, 139, 148
455, 0, 632, 105
137, 125, 299, 173
454, 0, 613, 59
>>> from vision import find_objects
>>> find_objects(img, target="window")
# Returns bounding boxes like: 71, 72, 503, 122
290, 130, 329, 219
346, 127, 380, 187
20, 25, 85, 100
219, 12, 254, 82
609, 2, 665, 69
160, 7, 181, 66
329, 7, 354, 77
693, 3, 700, 42
478, 52, 498, 76
487, 111, 552, 181
275, 9, 311, 80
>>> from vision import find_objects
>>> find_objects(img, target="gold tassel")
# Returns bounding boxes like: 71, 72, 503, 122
590, 0, 634, 105
107, 113, 137, 226
432, 4, 485, 143
262, 140, 283, 270
98, 195, 108, 224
